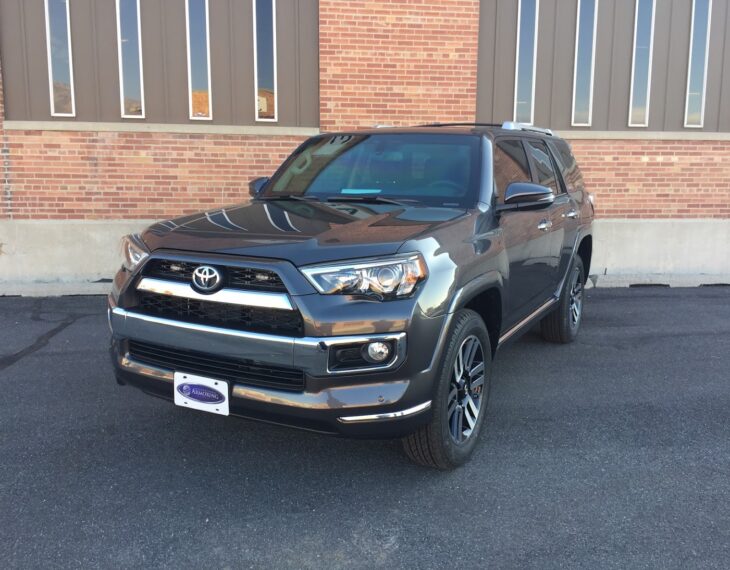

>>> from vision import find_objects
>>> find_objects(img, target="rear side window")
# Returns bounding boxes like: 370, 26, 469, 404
548, 139, 585, 194
525, 140, 559, 195
493, 139, 531, 201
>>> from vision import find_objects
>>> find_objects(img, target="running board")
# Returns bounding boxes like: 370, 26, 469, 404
497, 297, 558, 346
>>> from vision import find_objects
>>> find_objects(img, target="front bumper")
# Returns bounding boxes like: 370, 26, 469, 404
109, 303, 443, 438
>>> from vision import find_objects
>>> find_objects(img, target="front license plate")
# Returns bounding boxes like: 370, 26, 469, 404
174, 372, 229, 416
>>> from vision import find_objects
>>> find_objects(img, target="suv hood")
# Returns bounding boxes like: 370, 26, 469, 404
141, 200, 467, 265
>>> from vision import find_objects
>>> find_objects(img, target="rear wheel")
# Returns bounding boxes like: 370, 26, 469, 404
541, 256, 585, 343
402, 309, 491, 469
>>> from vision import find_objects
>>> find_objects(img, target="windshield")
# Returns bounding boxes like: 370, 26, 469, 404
263, 133, 481, 208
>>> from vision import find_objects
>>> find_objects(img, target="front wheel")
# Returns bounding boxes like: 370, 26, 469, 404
402, 309, 491, 470
541, 256, 585, 343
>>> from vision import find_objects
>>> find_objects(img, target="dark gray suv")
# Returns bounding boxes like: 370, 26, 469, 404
109, 122, 594, 469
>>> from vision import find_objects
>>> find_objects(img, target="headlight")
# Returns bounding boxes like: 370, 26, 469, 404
301, 254, 427, 300
120, 234, 149, 272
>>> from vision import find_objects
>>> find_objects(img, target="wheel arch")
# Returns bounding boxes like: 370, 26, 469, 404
577, 234, 593, 280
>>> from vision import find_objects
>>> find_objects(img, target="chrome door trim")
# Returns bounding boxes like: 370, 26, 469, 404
136, 277, 294, 310
497, 297, 558, 346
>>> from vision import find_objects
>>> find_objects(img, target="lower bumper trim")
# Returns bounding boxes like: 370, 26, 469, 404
337, 400, 432, 424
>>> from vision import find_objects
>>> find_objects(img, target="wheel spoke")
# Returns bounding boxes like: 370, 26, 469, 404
469, 361, 484, 378
447, 387, 458, 416
470, 373, 484, 391
450, 405, 464, 441
465, 395, 479, 426
454, 349, 464, 380
464, 338, 478, 369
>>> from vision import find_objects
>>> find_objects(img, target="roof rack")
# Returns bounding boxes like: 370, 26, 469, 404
417, 122, 503, 128
500, 121, 554, 136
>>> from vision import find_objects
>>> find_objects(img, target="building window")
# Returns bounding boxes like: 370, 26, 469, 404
571, 0, 598, 127
115, 0, 145, 118
514, 0, 539, 125
685, 0, 712, 128
253, 0, 277, 122
44, 0, 75, 117
628, 0, 656, 127
186, 0, 212, 120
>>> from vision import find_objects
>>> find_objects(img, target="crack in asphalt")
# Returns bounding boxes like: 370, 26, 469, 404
0, 299, 99, 372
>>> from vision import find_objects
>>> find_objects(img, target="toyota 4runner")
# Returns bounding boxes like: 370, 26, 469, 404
109, 122, 594, 469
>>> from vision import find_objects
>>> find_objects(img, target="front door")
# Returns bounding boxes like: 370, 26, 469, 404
493, 138, 556, 329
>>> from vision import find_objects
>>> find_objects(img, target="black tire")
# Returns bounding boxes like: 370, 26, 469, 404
541, 256, 585, 344
402, 309, 491, 470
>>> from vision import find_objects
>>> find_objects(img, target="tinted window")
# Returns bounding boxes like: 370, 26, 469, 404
548, 139, 584, 194
525, 140, 559, 195
266, 134, 481, 208
493, 140, 530, 201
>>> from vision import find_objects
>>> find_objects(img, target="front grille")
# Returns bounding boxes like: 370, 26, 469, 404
142, 259, 287, 292
128, 340, 305, 391
136, 292, 304, 336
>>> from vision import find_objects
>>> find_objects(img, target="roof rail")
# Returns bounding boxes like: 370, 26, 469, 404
501, 121, 554, 136
417, 122, 503, 128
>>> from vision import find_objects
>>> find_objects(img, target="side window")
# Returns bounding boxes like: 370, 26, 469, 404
525, 140, 559, 195
493, 139, 531, 202
548, 139, 584, 194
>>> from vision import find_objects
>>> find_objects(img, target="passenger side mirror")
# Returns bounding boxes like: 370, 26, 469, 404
248, 176, 270, 197
497, 182, 554, 211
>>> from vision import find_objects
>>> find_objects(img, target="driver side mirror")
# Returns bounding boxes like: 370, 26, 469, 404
248, 176, 270, 197
497, 182, 554, 212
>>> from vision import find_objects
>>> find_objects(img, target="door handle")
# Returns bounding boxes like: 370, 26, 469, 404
537, 219, 552, 231
564, 209, 579, 219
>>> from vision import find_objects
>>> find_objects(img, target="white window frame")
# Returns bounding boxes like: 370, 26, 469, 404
115, 0, 146, 119
628, 0, 656, 127
252, 0, 278, 123
513, 0, 540, 126
43, 0, 76, 117
185, 0, 213, 120
571, 0, 599, 127
684, 0, 712, 128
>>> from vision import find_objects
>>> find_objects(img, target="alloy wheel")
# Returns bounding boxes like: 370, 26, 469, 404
447, 335, 485, 443
569, 267, 583, 328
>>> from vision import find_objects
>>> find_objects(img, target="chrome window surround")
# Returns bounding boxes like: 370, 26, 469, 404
110, 306, 406, 376
136, 277, 294, 311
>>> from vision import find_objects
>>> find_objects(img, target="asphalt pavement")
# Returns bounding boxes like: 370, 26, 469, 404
1, 288, 729, 569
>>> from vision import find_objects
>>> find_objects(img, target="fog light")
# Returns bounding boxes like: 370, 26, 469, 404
364, 341, 391, 363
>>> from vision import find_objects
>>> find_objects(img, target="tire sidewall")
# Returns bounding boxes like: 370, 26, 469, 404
562, 257, 585, 341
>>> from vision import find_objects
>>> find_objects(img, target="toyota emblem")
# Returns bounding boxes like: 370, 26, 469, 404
192, 265, 222, 292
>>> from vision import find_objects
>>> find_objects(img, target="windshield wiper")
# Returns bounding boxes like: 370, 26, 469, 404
258, 195, 319, 202
324, 195, 414, 206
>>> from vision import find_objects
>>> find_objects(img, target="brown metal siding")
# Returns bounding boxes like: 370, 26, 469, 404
0, 0, 318, 127
476, 0, 730, 132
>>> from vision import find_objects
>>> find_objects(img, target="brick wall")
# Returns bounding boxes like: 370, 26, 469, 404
319, 0, 480, 130
2, 130, 304, 219
570, 139, 730, 219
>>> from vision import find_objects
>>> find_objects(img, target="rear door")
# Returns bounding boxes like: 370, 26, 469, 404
547, 139, 582, 281
493, 138, 556, 328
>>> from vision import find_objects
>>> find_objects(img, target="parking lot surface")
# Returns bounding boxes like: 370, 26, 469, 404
1, 288, 729, 569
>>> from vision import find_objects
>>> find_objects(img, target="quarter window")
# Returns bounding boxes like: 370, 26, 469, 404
572, 0, 598, 126
115, 0, 145, 118
685, 0, 712, 127
525, 140, 559, 195
44, 0, 75, 117
514, 0, 539, 125
253, 0, 277, 121
494, 140, 531, 201
629, 0, 656, 127
186, 0, 212, 120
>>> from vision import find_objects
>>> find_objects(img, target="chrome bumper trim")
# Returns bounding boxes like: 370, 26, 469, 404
136, 277, 294, 310
337, 400, 432, 423
110, 307, 406, 376
116, 351, 410, 411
